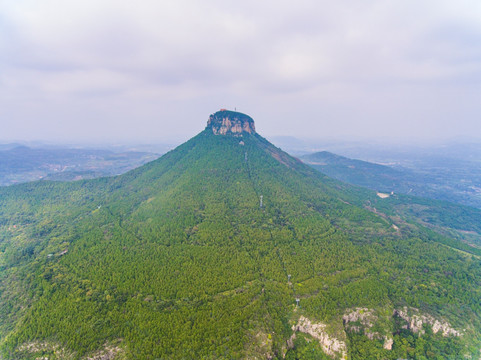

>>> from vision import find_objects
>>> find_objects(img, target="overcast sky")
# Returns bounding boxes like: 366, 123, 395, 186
1, 0, 481, 144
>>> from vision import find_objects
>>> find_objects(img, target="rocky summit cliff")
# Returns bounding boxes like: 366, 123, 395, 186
206, 109, 256, 135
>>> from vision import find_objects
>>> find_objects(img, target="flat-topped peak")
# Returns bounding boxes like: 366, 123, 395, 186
206, 109, 256, 135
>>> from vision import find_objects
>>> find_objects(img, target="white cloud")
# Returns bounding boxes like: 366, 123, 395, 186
1, 0, 481, 142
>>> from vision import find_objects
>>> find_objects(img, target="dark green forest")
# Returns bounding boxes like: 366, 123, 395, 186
1, 121, 480, 359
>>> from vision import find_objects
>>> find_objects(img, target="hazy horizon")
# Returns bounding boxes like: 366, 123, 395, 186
2, 1, 481, 144
2, 132, 481, 147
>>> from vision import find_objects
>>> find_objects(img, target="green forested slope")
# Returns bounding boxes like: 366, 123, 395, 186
1, 123, 480, 359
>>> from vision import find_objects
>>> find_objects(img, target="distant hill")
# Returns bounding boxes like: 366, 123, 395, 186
0, 143, 23, 151
0, 146, 160, 185
0, 111, 480, 359
301, 151, 481, 209
301, 151, 410, 191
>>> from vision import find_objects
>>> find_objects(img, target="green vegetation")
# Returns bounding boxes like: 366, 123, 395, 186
1, 128, 480, 359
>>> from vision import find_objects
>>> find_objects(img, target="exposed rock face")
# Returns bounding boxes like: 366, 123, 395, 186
86, 344, 123, 360
342, 306, 460, 352
343, 308, 384, 342
395, 307, 461, 337
18, 341, 73, 358
206, 110, 256, 135
343, 308, 376, 330
293, 316, 347, 360
286, 333, 296, 349
18, 340, 123, 359
383, 337, 394, 350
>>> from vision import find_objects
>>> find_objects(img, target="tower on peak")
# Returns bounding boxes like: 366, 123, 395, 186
206, 110, 256, 136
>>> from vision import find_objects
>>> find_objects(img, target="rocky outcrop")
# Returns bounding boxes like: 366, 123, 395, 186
394, 307, 461, 337
86, 344, 123, 360
293, 316, 347, 359
206, 110, 256, 135
344, 308, 378, 336
290, 308, 459, 358
286, 333, 296, 349
17, 340, 123, 359
383, 337, 394, 350
343, 308, 393, 349
342, 308, 376, 331
342, 306, 460, 352
18, 341, 73, 359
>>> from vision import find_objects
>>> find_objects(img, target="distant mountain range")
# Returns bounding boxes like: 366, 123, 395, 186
0, 111, 480, 359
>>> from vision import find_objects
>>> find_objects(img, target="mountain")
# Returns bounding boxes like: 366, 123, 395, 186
1, 110, 480, 359
301, 151, 481, 209
301, 151, 409, 191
